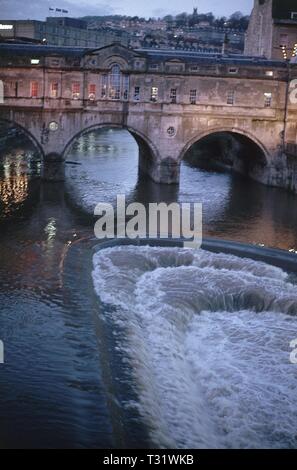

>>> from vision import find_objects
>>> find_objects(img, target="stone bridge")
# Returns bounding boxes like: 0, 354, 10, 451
0, 43, 297, 189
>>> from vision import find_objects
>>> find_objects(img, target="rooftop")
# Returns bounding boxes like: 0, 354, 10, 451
0, 43, 291, 67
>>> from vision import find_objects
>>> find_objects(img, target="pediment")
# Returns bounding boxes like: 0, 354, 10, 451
84, 43, 144, 70
166, 58, 184, 63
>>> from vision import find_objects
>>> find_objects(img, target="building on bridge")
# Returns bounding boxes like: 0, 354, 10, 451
0, 43, 296, 191
245, 0, 297, 60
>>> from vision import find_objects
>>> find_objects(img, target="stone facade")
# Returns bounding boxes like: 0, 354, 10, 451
245, 0, 297, 60
0, 43, 297, 191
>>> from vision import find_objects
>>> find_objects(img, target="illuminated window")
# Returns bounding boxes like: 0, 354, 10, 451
101, 74, 107, 98
227, 90, 235, 105
151, 86, 158, 102
123, 75, 129, 101
264, 92, 272, 108
30, 81, 39, 98
265, 70, 274, 77
101, 65, 129, 100
31, 59, 40, 65
134, 86, 140, 101
88, 84, 96, 100
190, 89, 197, 104
228, 67, 238, 74
72, 82, 80, 99
170, 88, 177, 104
109, 64, 121, 100
50, 82, 59, 98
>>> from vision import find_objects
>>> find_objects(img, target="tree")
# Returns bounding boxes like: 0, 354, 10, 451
175, 12, 188, 27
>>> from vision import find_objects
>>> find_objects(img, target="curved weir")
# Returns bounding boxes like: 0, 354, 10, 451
92, 239, 297, 449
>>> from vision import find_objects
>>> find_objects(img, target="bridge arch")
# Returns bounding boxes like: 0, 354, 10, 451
180, 127, 270, 163
179, 127, 270, 183
0, 118, 44, 158
62, 123, 160, 180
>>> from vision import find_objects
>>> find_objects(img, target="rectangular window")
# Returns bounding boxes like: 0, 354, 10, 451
151, 86, 158, 102
190, 89, 197, 104
265, 70, 274, 77
228, 67, 238, 74
227, 90, 235, 105
51, 59, 60, 67
72, 82, 80, 99
6, 81, 18, 98
88, 84, 96, 100
123, 75, 129, 101
101, 74, 107, 98
264, 92, 272, 108
134, 86, 140, 101
291, 12, 297, 20
170, 88, 177, 104
30, 81, 39, 98
50, 82, 59, 98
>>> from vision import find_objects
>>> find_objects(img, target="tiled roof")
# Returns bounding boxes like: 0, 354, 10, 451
0, 43, 289, 67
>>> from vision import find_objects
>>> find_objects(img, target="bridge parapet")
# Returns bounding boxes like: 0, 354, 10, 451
0, 43, 296, 190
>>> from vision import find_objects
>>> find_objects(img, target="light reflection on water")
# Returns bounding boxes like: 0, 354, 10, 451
0, 147, 40, 219
0, 128, 297, 448
66, 128, 297, 252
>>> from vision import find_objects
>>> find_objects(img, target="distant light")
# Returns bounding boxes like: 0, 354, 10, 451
0, 24, 13, 30
31, 59, 40, 65
265, 70, 274, 77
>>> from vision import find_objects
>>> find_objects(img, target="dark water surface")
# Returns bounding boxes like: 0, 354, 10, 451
0, 129, 297, 449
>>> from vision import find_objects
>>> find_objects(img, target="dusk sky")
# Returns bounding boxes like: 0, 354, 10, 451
1, 0, 254, 20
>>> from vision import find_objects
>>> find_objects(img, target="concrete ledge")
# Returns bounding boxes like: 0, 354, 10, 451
93, 237, 297, 273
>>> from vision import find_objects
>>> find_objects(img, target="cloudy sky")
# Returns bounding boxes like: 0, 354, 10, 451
1, 0, 254, 20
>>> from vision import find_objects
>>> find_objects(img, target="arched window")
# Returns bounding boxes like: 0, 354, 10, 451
109, 64, 121, 100
100, 64, 129, 101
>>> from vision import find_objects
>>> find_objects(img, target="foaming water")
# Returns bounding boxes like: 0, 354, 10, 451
93, 245, 297, 449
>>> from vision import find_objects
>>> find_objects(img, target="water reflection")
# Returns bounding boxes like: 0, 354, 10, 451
1, 129, 297, 448
65, 128, 297, 252
0, 147, 40, 220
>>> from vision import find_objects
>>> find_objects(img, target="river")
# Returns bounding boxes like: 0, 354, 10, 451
0, 128, 296, 448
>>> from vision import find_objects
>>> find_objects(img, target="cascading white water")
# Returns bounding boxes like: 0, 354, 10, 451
92, 245, 297, 449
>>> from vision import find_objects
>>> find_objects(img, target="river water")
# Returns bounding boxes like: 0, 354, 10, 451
0, 128, 297, 449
